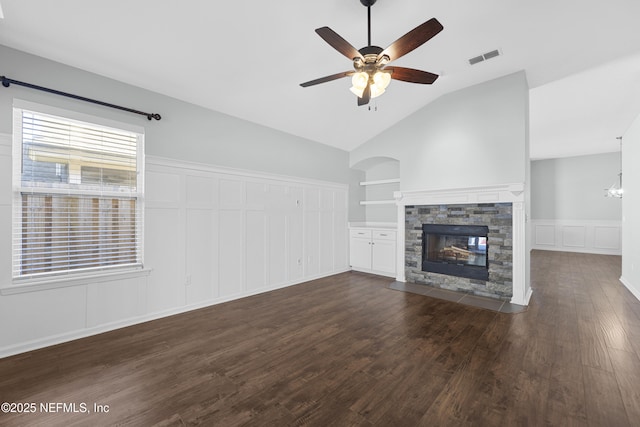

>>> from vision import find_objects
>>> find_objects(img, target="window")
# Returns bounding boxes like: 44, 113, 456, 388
12, 104, 144, 281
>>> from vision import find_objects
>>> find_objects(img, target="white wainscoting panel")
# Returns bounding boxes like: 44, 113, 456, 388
245, 210, 268, 292
334, 208, 349, 272
245, 181, 267, 208
320, 210, 334, 274
534, 224, 556, 247
218, 209, 244, 297
269, 211, 288, 287
219, 179, 244, 207
594, 226, 621, 250
288, 187, 305, 283
305, 210, 321, 277
0, 138, 11, 206
0, 150, 349, 358
146, 171, 181, 205
186, 209, 217, 304
86, 277, 146, 328
0, 205, 11, 279
145, 207, 185, 312
186, 174, 217, 208
0, 285, 88, 348
562, 226, 586, 248
531, 220, 622, 255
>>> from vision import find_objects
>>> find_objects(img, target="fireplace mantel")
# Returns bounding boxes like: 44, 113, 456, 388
394, 183, 531, 306
394, 183, 525, 206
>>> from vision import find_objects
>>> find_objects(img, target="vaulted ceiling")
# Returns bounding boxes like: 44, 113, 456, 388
1, 0, 640, 159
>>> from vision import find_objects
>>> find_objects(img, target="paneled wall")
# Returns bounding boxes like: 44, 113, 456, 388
531, 219, 622, 255
145, 157, 349, 303
0, 137, 349, 357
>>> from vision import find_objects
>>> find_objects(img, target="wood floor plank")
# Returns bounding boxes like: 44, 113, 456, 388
1, 251, 640, 426
583, 365, 631, 427
609, 347, 640, 422
544, 343, 588, 425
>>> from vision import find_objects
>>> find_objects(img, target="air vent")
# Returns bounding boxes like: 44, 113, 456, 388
468, 49, 501, 65
483, 49, 500, 60
469, 55, 484, 65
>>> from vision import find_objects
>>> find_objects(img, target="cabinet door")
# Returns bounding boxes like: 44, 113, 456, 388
372, 238, 396, 275
350, 237, 372, 270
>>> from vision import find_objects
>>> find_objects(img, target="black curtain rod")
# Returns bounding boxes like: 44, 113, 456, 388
1, 75, 161, 121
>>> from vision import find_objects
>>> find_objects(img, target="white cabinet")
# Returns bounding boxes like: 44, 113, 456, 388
349, 228, 397, 277
350, 230, 373, 270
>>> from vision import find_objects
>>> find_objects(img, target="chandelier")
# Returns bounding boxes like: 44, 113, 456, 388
605, 136, 623, 198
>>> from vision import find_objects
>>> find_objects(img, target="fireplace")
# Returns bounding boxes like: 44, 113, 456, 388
404, 203, 514, 301
422, 224, 489, 281
395, 183, 531, 305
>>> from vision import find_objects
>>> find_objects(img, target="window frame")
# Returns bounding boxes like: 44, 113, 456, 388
8, 100, 147, 290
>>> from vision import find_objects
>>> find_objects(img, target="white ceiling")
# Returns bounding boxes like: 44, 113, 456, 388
1, 0, 640, 159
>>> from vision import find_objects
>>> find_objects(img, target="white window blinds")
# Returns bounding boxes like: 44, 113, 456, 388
12, 107, 144, 280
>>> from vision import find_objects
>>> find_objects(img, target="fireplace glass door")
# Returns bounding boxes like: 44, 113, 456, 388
425, 235, 487, 267
422, 224, 490, 280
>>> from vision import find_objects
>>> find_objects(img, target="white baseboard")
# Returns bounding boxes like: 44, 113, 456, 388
511, 287, 533, 306
620, 276, 640, 303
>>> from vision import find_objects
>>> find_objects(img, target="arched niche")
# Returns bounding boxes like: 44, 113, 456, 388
351, 156, 400, 223
351, 156, 400, 174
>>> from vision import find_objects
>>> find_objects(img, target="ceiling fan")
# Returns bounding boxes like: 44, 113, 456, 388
300, 0, 443, 106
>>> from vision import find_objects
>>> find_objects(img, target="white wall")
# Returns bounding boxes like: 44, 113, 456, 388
531, 153, 622, 220
0, 45, 352, 184
0, 45, 353, 357
530, 153, 622, 254
350, 72, 529, 191
621, 113, 640, 299
0, 138, 349, 357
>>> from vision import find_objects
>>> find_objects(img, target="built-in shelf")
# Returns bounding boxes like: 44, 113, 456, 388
359, 178, 400, 206
360, 200, 396, 206
360, 178, 401, 186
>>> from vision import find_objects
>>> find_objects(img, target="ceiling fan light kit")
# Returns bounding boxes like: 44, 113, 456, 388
350, 70, 391, 98
300, 0, 443, 106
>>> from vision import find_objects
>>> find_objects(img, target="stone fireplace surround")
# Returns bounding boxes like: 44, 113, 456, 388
407, 203, 512, 300
394, 183, 531, 306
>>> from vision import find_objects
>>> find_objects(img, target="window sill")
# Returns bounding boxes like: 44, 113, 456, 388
1, 268, 153, 295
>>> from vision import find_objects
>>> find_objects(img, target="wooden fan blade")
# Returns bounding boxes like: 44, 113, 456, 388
316, 27, 364, 61
386, 66, 439, 84
378, 18, 443, 62
300, 71, 354, 87
358, 84, 371, 106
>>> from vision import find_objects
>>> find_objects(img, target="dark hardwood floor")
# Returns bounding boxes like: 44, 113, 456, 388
1, 250, 640, 426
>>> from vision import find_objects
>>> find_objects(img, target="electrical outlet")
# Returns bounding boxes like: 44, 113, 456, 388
185, 275, 192, 286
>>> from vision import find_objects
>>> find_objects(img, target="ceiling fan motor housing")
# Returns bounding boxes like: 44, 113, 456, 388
358, 46, 383, 56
